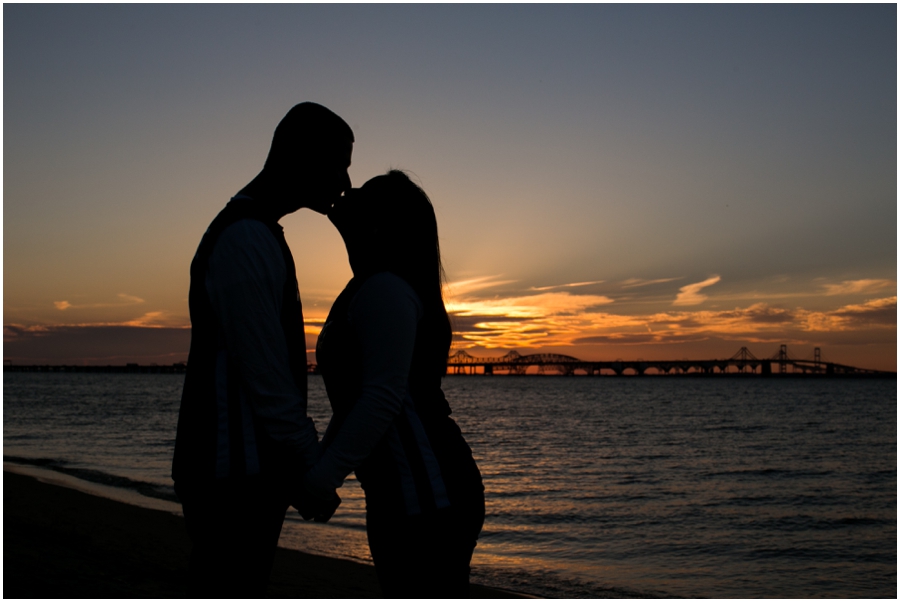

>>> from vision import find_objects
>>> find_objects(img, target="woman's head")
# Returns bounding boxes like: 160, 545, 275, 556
329, 169, 453, 373
330, 170, 444, 300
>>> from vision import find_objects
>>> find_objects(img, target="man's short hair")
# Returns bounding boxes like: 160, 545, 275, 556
266, 102, 354, 167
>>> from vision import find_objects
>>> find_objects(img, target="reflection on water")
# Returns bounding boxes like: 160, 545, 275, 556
4, 373, 896, 597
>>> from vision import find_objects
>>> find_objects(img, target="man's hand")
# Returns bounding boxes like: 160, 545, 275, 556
292, 485, 341, 523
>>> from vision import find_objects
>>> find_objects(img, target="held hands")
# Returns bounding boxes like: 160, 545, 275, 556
291, 476, 341, 523
289, 439, 342, 523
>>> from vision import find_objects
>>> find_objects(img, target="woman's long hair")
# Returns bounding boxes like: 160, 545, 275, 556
356, 170, 451, 375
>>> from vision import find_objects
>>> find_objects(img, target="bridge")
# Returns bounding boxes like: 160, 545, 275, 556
445, 346, 894, 377
7, 346, 890, 377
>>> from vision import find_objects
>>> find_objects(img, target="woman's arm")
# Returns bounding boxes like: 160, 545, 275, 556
303, 272, 423, 497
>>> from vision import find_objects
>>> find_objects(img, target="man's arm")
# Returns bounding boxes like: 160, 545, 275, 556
206, 219, 320, 473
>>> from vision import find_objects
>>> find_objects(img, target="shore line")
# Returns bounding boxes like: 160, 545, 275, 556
3, 468, 526, 598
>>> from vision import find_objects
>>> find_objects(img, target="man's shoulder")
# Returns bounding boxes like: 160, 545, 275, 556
210, 219, 285, 270
206, 196, 282, 244
214, 218, 283, 253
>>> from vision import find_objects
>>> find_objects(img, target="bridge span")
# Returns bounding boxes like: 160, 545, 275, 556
11, 346, 888, 377
445, 346, 893, 377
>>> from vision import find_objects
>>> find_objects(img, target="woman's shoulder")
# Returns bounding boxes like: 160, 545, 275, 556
356, 271, 418, 298
350, 272, 423, 318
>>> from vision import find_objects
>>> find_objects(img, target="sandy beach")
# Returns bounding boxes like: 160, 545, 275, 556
3, 470, 521, 598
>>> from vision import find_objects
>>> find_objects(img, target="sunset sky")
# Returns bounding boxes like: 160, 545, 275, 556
4, 4, 897, 371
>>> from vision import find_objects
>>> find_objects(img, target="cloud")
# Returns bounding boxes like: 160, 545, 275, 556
573, 333, 710, 345
446, 289, 619, 348
620, 277, 681, 289
673, 275, 721, 306
821, 279, 895, 296
804, 297, 897, 331
4, 324, 191, 365
444, 276, 517, 298
441, 272, 874, 350
117, 293, 146, 304
120, 311, 176, 328
18, 283, 897, 365
451, 314, 524, 332
51, 294, 146, 311
448, 292, 896, 354
530, 280, 603, 291
447, 292, 614, 319
569, 304, 799, 346
708, 304, 795, 324
833, 297, 897, 323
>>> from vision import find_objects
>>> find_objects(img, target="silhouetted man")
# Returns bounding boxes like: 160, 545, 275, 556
172, 102, 352, 597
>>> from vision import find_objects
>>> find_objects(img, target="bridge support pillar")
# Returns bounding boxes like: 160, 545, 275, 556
484, 364, 493, 375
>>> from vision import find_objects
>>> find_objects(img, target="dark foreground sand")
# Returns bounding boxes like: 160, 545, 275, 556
4, 471, 521, 598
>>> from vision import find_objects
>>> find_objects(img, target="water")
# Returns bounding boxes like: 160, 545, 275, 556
4, 373, 896, 597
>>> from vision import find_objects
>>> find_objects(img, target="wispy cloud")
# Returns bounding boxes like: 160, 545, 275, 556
53, 293, 146, 311
620, 277, 681, 289
447, 292, 614, 319
6, 310, 188, 336
821, 279, 895, 296
119, 311, 179, 328
673, 276, 721, 306
444, 276, 517, 298
804, 296, 897, 331
530, 280, 603, 291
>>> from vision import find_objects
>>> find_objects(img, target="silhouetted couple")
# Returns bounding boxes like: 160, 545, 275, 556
172, 103, 485, 598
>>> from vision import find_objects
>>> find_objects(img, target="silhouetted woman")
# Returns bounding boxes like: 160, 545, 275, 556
303, 170, 485, 597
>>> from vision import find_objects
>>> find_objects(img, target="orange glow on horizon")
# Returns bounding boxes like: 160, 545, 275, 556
4, 278, 895, 371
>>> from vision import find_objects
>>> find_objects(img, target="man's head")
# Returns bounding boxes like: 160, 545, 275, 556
263, 102, 354, 214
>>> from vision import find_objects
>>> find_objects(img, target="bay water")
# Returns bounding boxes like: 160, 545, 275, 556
3, 373, 896, 597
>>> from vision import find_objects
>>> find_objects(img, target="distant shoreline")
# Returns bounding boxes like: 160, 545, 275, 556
4, 363, 895, 378
4, 363, 188, 373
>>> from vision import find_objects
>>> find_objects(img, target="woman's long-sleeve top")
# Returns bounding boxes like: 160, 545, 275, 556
307, 271, 482, 516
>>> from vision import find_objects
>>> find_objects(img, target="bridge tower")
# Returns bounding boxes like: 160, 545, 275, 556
778, 344, 788, 374
730, 346, 760, 373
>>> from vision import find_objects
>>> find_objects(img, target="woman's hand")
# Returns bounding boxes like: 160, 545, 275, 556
292, 476, 342, 523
